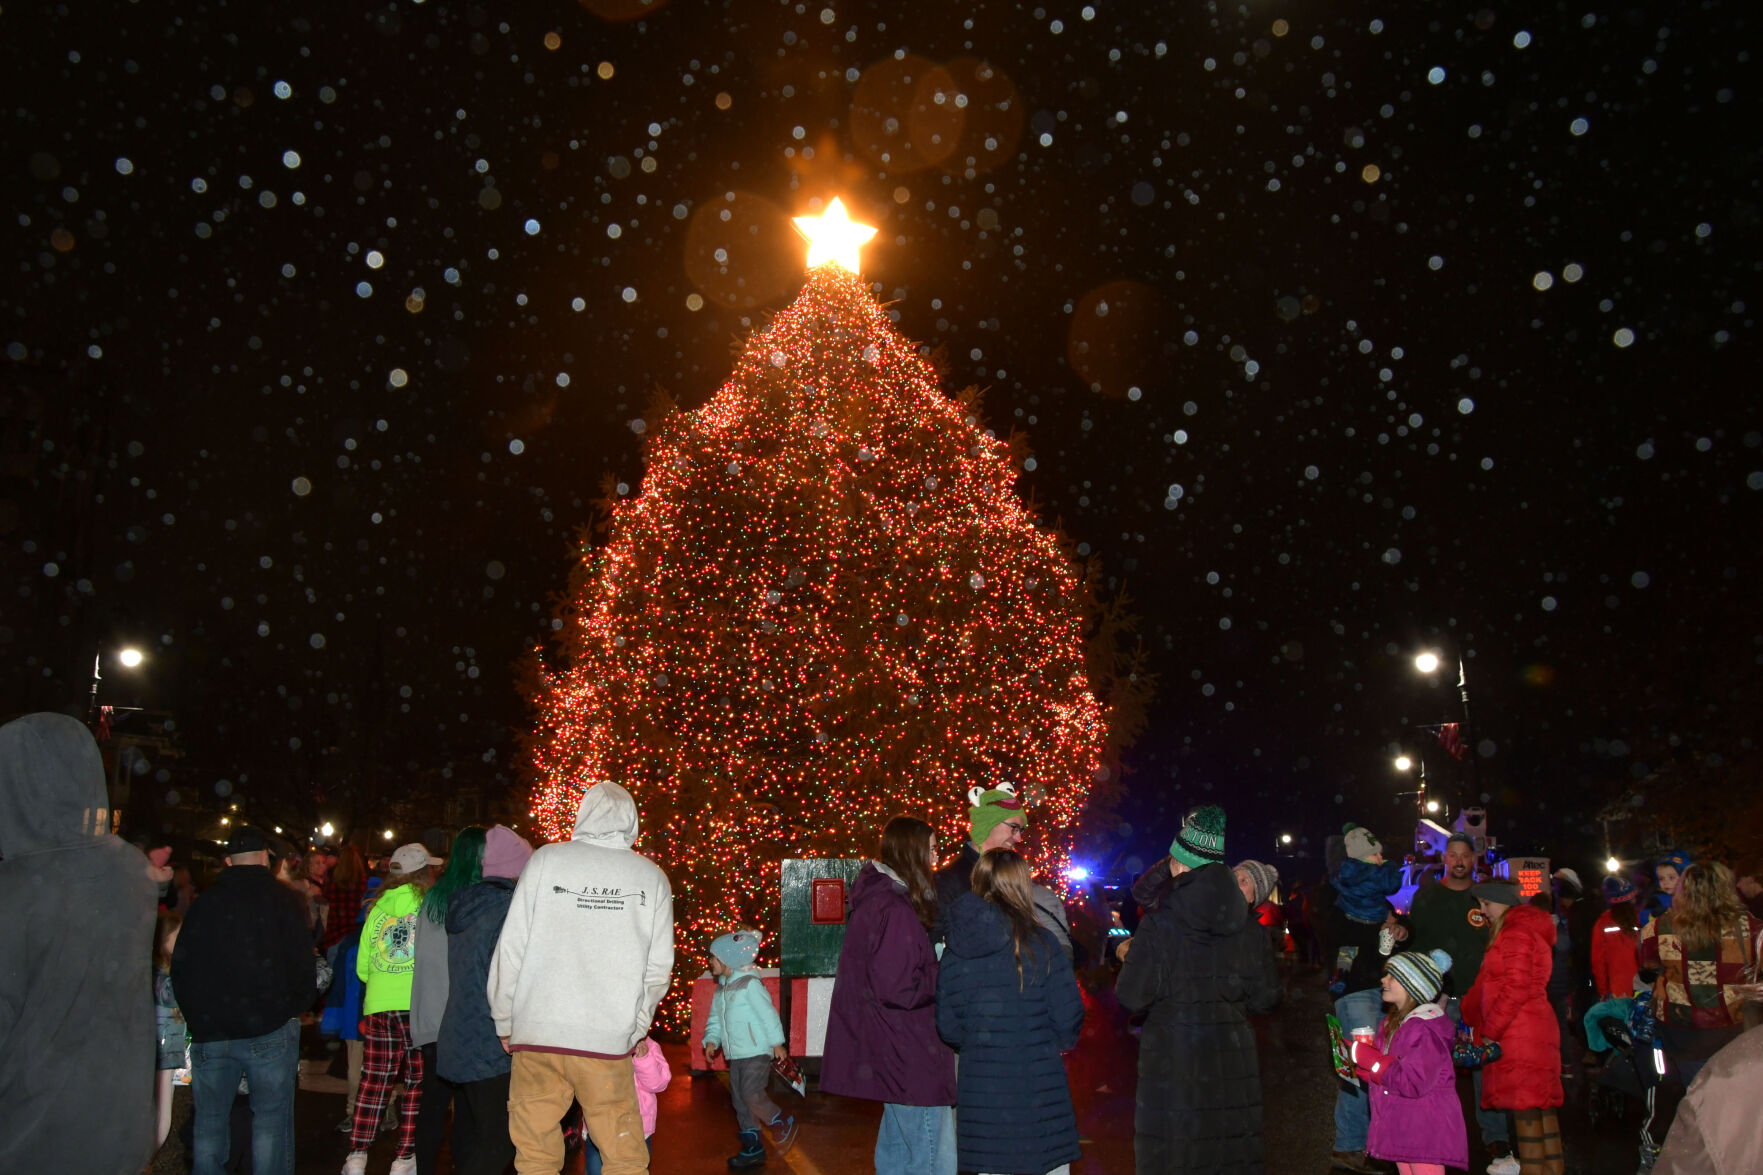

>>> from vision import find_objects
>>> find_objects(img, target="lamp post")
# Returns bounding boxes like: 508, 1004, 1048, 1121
1414, 647, 1480, 794
88, 645, 146, 727
1392, 752, 1431, 816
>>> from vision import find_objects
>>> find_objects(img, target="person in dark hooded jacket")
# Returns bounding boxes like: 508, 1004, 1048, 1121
1115, 805, 1281, 1175
436, 824, 533, 1175
0, 712, 158, 1175
937, 849, 1084, 1175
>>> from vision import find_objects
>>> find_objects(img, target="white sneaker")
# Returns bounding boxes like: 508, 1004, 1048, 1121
341, 1154, 368, 1175
1487, 1155, 1520, 1175
388, 1158, 417, 1175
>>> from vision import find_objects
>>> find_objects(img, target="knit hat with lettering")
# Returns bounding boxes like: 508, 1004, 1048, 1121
1386, 949, 1453, 1005
1170, 805, 1226, 869
967, 782, 1027, 848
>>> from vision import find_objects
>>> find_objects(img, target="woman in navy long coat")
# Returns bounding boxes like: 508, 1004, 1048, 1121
937, 849, 1085, 1175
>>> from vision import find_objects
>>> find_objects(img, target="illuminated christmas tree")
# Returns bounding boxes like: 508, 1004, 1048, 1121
524, 201, 1145, 1015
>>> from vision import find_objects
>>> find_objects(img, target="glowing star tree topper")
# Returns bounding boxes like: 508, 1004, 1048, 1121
792, 197, 877, 273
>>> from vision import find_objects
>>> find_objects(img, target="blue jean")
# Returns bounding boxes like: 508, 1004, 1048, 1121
190, 1017, 300, 1175
876, 1103, 956, 1175
1332, 989, 1384, 1151
1445, 996, 1511, 1146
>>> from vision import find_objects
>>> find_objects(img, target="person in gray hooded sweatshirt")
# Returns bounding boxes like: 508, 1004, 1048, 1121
0, 712, 158, 1175
488, 781, 673, 1175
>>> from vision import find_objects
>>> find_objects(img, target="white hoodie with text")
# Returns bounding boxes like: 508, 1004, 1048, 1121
487, 782, 674, 1056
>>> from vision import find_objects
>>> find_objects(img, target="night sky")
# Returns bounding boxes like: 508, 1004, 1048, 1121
5, 1, 1758, 871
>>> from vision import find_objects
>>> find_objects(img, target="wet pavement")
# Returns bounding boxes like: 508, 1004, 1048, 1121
148, 958, 1673, 1174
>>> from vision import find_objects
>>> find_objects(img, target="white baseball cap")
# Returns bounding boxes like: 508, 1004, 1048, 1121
389, 843, 439, 875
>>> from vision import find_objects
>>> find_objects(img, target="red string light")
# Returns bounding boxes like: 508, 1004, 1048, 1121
526, 265, 1114, 1028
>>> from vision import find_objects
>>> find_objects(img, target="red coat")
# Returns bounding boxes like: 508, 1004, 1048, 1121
1590, 908, 1639, 999
1461, 904, 1563, 1111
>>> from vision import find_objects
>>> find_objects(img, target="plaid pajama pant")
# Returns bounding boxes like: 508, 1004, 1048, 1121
350, 1010, 425, 1157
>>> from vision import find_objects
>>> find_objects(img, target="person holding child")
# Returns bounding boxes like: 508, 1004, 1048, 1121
1347, 949, 1468, 1175
703, 928, 799, 1169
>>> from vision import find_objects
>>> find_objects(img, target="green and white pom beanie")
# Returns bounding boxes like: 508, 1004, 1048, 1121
1385, 948, 1453, 1004
1170, 804, 1226, 869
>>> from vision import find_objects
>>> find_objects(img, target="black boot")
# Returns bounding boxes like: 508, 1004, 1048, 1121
728, 1128, 767, 1169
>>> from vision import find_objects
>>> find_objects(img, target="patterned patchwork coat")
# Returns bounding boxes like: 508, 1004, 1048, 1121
1638, 910, 1763, 1031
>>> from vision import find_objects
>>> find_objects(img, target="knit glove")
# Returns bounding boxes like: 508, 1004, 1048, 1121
1351, 1039, 1390, 1084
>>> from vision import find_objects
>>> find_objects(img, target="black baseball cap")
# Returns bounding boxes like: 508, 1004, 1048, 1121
225, 826, 270, 855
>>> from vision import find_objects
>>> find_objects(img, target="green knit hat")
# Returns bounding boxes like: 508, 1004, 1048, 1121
967, 783, 1027, 848
1170, 805, 1226, 869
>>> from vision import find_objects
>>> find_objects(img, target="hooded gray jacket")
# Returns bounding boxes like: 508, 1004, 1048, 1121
0, 713, 157, 1174
487, 782, 674, 1056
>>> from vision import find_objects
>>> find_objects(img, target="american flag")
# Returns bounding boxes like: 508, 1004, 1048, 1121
1435, 722, 1468, 761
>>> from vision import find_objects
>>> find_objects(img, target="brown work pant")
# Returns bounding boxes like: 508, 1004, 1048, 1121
508, 1050, 648, 1175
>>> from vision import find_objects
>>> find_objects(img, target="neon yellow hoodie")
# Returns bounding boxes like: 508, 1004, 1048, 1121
357, 882, 423, 1015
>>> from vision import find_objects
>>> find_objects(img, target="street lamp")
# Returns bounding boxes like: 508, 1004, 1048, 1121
382, 829, 395, 841
1394, 755, 1413, 772
1606, 856, 1622, 874
1413, 645, 1478, 793
1279, 833, 1293, 845
320, 821, 335, 839
88, 645, 148, 725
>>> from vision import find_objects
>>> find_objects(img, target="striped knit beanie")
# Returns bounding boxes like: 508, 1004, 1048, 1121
1170, 805, 1226, 869
1385, 948, 1453, 1004
1235, 859, 1279, 905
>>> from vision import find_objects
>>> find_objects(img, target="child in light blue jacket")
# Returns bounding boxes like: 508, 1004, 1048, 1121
702, 929, 798, 1169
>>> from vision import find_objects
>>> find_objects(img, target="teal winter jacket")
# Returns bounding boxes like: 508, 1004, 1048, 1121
703, 970, 785, 1061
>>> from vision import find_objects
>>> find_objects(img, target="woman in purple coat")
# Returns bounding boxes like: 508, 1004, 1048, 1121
1348, 949, 1468, 1175
821, 816, 957, 1175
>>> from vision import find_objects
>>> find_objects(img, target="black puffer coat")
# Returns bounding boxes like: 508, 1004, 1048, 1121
1115, 861, 1282, 1174
936, 892, 1085, 1175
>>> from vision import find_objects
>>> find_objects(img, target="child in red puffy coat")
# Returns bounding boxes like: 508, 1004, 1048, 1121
1462, 881, 1564, 1175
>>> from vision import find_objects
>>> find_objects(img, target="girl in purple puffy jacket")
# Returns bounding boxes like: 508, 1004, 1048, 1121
1349, 949, 1468, 1175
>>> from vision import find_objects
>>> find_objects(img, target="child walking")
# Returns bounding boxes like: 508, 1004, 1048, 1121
1349, 949, 1468, 1175
584, 1034, 671, 1175
702, 930, 798, 1169
153, 910, 187, 1149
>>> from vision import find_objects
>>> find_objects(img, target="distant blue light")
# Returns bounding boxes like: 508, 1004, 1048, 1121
1065, 865, 1090, 882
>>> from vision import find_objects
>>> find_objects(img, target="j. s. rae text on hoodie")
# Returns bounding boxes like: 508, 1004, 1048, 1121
487, 782, 674, 1056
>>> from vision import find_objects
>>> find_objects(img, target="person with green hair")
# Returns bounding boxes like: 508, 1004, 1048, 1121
409, 828, 484, 1175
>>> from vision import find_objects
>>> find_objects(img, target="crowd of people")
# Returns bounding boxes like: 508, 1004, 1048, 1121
1270, 820, 1763, 1175
3, 706, 1760, 1175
